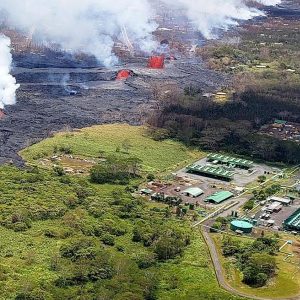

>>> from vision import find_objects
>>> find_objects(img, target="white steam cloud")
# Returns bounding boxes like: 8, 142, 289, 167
0, 0, 281, 66
162, 0, 282, 39
0, 0, 157, 66
0, 35, 20, 109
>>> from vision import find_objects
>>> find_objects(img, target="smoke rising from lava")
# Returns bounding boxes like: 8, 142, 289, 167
0, 0, 157, 66
162, 0, 282, 39
0, 35, 20, 109
0, 0, 281, 66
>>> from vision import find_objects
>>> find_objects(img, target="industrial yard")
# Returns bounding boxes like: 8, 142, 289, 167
139, 151, 300, 237
176, 153, 276, 186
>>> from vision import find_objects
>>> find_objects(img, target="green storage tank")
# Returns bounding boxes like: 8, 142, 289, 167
230, 220, 253, 234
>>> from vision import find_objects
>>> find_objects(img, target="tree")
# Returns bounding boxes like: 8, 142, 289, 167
53, 166, 65, 176
242, 253, 276, 287
90, 155, 141, 185
210, 222, 222, 233
101, 234, 115, 246
147, 174, 155, 182
243, 200, 255, 211
154, 228, 190, 261
258, 175, 267, 183
60, 238, 96, 261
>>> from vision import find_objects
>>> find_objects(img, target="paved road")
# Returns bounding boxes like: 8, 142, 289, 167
201, 226, 300, 300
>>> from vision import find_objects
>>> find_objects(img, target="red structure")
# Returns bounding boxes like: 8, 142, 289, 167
116, 69, 132, 80
148, 56, 165, 69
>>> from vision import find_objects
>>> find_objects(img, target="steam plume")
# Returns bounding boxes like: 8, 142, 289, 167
161, 0, 281, 39
0, 35, 20, 109
0, 0, 157, 67
0, 0, 281, 65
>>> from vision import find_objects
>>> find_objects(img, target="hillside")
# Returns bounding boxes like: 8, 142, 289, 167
0, 125, 241, 300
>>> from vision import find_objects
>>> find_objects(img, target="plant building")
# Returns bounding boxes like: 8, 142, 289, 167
207, 153, 254, 169
205, 191, 234, 204
187, 164, 235, 181
283, 209, 300, 232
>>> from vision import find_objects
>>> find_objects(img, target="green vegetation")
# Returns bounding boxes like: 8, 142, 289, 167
148, 15, 300, 166
90, 155, 141, 185
0, 132, 241, 299
20, 124, 203, 173
213, 233, 300, 299
243, 200, 255, 211
222, 236, 279, 287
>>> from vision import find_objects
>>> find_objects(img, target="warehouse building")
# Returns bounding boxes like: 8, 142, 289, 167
283, 209, 300, 232
267, 196, 292, 206
187, 164, 234, 181
207, 153, 254, 169
205, 191, 234, 204
182, 187, 204, 198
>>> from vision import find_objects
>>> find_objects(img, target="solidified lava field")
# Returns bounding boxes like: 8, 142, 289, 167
0, 55, 227, 165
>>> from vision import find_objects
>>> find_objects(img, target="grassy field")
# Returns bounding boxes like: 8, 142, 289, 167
20, 124, 204, 174
212, 233, 300, 299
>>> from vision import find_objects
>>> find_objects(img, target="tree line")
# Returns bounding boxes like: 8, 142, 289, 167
147, 87, 300, 164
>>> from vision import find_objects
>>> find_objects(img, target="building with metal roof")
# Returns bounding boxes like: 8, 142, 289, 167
140, 188, 153, 195
187, 164, 234, 181
205, 191, 234, 204
274, 119, 287, 125
267, 196, 291, 206
283, 209, 300, 232
207, 153, 254, 169
182, 187, 204, 198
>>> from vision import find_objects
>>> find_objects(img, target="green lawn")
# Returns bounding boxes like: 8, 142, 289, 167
20, 124, 204, 173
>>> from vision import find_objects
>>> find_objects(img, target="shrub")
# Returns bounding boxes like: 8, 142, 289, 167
59, 146, 73, 154
243, 200, 255, 211
147, 174, 155, 181
60, 238, 96, 261
135, 253, 156, 269
53, 166, 65, 176
101, 234, 115, 246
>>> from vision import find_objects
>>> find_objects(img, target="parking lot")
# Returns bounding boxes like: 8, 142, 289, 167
254, 199, 300, 230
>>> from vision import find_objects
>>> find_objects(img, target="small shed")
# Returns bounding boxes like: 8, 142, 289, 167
140, 188, 153, 196
182, 187, 204, 198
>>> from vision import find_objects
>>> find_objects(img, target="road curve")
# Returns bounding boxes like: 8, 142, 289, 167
200, 227, 300, 300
